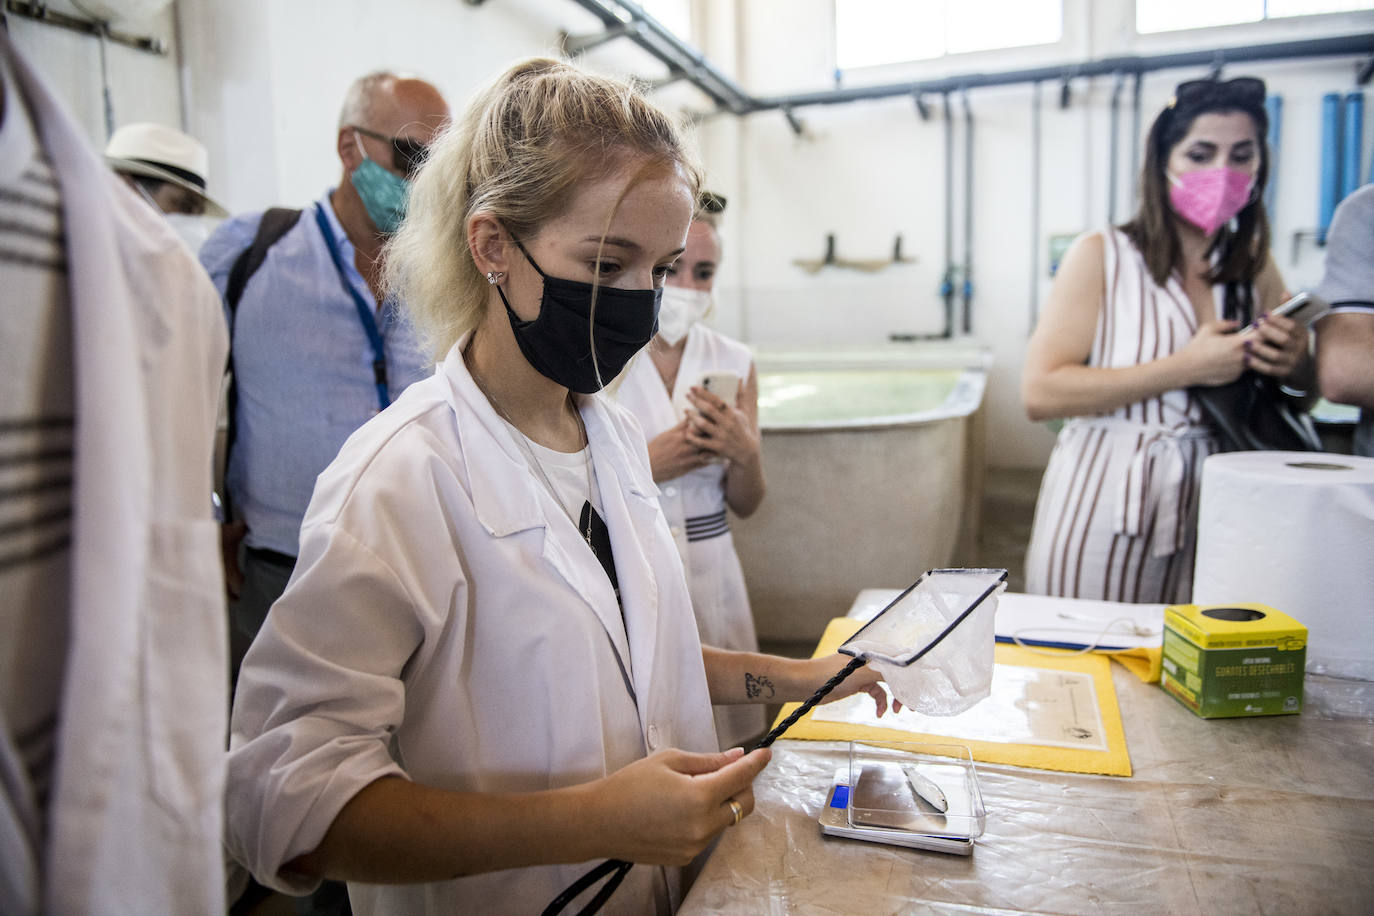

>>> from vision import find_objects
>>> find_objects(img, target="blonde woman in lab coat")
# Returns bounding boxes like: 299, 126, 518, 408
225, 58, 888, 916
615, 199, 769, 749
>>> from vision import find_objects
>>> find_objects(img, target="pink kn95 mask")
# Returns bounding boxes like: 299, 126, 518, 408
1167, 166, 1256, 236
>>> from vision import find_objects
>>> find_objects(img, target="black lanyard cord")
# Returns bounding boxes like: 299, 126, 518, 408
541, 858, 633, 916
543, 655, 868, 915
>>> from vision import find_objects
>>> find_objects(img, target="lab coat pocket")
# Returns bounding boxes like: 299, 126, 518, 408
141, 519, 228, 824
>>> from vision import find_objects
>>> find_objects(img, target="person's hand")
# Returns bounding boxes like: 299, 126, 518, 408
1178, 320, 1250, 387
646, 419, 713, 482
1245, 311, 1308, 379
221, 520, 247, 600
590, 746, 772, 866
807, 654, 901, 717
684, 386, 761, 467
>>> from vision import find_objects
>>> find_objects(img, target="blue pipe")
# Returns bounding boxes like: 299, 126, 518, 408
1343, 91, 1363, 201
1264, 95, 1282, 218
1319, 92, 1342, 245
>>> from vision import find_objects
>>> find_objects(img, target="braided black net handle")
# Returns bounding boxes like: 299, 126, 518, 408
546, 654, 869, 915
751, 654, 867, 751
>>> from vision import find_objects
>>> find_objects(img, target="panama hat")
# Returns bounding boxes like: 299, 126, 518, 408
104, 122, 228, 217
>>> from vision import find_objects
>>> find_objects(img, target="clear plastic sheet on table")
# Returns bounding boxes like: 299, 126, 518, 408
679, 664, 1374, 915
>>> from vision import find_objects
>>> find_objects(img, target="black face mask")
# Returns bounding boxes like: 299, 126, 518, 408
497, 238, 661, 394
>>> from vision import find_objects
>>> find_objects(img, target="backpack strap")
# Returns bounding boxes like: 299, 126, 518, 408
221, 207, 303, 522
225, 207, 303, 319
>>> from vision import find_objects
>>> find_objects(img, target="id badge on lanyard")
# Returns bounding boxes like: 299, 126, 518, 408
314, 204, 390, 413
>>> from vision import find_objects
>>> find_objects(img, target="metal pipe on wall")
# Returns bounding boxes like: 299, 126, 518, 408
1265, 94, 1283, 220
1030, 81, 1042, 333
171, 0, 192, 133
1319, 92, 1343, 244
1343, 91, 1364, 201
1108, 71, 1124, 226
1130, 72, 1143, 207
961, 87, 974, 336
940, 92, 955, 339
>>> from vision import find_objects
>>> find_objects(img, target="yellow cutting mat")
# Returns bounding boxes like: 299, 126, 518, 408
772, 618, 1133, 777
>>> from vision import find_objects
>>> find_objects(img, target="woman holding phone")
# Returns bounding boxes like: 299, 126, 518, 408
616, 198, 768, 749
1021, 75, 1311, 604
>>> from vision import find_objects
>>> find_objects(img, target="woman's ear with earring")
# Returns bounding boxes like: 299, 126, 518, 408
468, 212, 511, 283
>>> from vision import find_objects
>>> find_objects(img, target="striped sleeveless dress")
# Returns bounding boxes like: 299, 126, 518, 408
1024, 228, 1229, 604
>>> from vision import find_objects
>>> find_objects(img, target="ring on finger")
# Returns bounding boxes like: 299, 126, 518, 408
726, 797, 744, 826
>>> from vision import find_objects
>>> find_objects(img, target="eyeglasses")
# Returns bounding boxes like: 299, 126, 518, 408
1168, 77, 1266, 111
698, 190, 727, 214
352, 125, 428, 178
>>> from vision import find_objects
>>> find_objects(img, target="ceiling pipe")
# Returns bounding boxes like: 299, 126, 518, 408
565, 0, 754, 114
745, 35, 1374, 114
3, 0, 166, 55
558, 3, 1369, 126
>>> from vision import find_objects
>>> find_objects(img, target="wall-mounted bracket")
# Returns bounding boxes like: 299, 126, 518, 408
647, 68, 688, 91
1357, 55, 1374, 86
914, 91, 931, 121
558, 20, 640, 56
1209, 51, 1226, 81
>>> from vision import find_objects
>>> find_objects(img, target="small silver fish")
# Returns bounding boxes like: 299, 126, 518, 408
902, 765, 949, 813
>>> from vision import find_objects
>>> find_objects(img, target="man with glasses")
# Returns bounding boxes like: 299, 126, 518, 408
200, 71, 449, 692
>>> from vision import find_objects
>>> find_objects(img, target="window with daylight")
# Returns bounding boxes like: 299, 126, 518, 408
834, 0, 1063, 70
1137, 0, 1374, 34
632, 0, 690, 40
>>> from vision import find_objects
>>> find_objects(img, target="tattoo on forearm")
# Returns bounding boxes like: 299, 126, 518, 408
744, 672, 775, 700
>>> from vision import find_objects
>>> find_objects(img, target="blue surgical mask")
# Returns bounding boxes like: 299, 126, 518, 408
350, 131, 410, 234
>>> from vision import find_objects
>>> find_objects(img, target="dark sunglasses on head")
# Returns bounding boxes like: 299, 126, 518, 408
352, 125, 428, 178
1168, 76, 1266, 111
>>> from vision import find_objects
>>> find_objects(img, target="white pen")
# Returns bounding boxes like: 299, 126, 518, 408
902, 765, 949, 813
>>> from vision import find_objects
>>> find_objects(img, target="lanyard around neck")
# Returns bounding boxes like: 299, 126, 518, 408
314, 203, 390, 412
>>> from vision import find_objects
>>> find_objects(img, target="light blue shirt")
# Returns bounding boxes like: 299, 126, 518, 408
200, 190, 431, 555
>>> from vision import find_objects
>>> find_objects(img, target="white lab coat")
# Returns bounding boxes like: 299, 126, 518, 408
225, 341, 718, 915
0, 33, 229, 916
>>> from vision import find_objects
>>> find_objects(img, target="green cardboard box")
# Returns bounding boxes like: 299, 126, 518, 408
1160, 603, 1305, 719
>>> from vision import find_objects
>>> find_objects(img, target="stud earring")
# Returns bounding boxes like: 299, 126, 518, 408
485, 271, 504, 285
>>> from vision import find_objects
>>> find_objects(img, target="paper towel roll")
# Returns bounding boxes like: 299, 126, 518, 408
1193, 451, 1374, 680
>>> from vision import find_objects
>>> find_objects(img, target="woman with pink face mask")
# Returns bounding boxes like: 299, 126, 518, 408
1021, 76, 1310, 604
615, 196, 769, 749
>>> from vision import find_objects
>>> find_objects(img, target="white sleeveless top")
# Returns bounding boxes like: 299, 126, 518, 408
616, 324, 754, 554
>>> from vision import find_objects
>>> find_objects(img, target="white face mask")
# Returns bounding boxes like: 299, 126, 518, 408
656, 286, 712, 346
164, 213, 218, 255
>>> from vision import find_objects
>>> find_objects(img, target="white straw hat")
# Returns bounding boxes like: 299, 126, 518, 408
104, 122, 227, 217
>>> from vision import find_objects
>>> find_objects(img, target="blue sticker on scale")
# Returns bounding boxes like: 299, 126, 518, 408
830, 785, 850, 808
